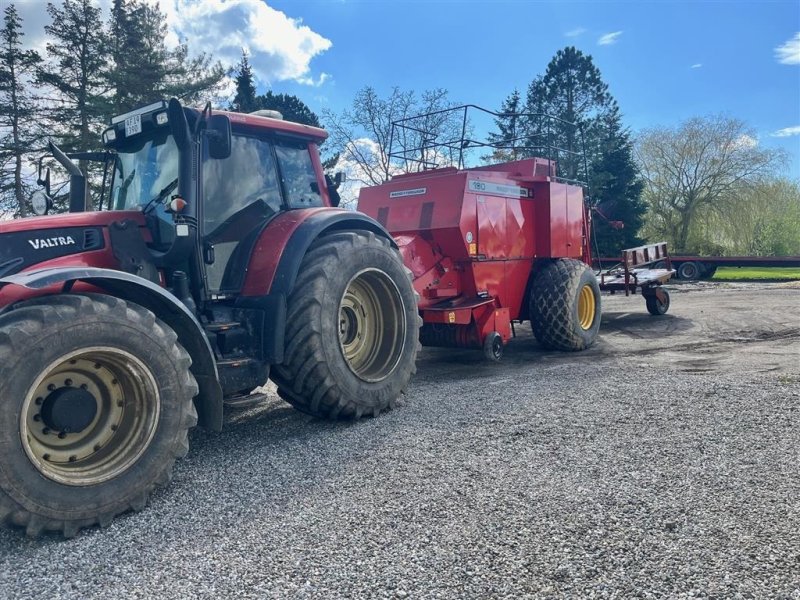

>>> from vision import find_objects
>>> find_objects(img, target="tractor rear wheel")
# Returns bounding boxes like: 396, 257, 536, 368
0, 294, 197, 538
270, 231, 420, 419
529, 259, 601, 351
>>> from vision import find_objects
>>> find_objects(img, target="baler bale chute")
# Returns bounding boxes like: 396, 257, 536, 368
358, 105, 674, 361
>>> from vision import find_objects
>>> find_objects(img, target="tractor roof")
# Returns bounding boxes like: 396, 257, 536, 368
215, 109, 328, 143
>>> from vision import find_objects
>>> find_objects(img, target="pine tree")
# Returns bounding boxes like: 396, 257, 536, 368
588, 105, 645, 256
0, 3, 42, 217
231, 49, 257, 113
519, 46, 645, 255
38, 0, 109, 154
525, 47, 611, 180
486, 89, 522, 163
108, 0, 162, 113
254, 91, 321, 127
108, 0, 225, 114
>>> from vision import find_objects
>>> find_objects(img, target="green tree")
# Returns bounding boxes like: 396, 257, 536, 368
485, 89, 523, 163
38, 0, 109, 155
0, 3, 42, 217
524, 47, 611, 181
254, 91, 321, 127
230, 49, 257, 113
507, 46, 645, 256
107, 0, 225, 114
635, 116, 784, 253
587, 105, 645, 256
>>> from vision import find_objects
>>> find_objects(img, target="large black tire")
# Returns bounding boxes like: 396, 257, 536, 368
0, 294, 198, 538
529, 258, 601, 351
677, 261, 701, 280
270, 231, 420, 419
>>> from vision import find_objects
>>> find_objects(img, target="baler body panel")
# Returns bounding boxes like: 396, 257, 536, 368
358, 158, 589, 350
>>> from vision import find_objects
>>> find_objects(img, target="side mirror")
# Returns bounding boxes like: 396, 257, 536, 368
333, 171, 346, 188
36, 161, 51, 196
207, 114, 232, 159
31, 189, 52, 216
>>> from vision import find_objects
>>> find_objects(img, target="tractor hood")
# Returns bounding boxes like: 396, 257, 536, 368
0, 211, 143, 278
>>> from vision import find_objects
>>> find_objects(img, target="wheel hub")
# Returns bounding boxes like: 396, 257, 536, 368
339, 305, 359, 345
40, 387, 97, 434
338, 269, 407, 383
21, 348, 160, 486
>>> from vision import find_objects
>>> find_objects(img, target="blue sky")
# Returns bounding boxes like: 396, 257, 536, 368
16, 0, 800, 175
266, 0, 800, 177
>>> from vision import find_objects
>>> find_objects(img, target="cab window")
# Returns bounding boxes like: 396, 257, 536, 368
202, 134, 282, 292
274, 141, 323, 208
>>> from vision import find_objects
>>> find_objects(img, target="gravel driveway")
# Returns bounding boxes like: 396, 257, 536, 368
1, 282, 798, 599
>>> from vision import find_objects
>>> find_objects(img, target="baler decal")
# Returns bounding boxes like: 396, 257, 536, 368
389, 187, 427, 198
467, 180, 528, 198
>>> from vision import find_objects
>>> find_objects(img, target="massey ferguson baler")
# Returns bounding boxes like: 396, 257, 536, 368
358, 105, 673, 360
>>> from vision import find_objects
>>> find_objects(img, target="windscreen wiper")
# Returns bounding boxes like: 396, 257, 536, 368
141, 178, 178, 215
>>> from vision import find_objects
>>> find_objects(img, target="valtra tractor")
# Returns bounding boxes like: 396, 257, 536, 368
358, 105, 673, 361
0, 99, 420, 537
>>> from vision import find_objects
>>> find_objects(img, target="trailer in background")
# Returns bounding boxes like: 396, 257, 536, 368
595, 254, 800, 280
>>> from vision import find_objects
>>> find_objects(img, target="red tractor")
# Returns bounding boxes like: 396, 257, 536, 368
0, 99, 420, 537
358, 105, 672, 361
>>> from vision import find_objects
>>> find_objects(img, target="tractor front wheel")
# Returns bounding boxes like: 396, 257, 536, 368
271, 231, 420, 419
529, 259, 602, 351
0, 294, 197, 538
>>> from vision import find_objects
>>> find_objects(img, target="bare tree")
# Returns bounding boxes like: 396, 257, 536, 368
635, 115, 784, 252
322, 86, 462, 205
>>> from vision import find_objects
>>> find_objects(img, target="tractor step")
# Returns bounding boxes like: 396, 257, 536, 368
216, 357, 270, 398
205, 321, 240, 333
216, 357, 258, 368
224, 392, 271, 409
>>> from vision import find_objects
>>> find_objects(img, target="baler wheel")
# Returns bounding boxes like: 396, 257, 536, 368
529, 259, 601, 351
0, 294, 197, 538
483, 332, 504, 362
270, 231, 420, 419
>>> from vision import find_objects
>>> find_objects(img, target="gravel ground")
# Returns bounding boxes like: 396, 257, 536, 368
1, 282, 798, 599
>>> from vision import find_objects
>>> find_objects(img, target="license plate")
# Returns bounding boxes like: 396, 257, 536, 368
124, 114, 142, 137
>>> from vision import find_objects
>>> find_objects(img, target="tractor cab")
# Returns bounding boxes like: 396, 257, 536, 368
33, 99, 341, 302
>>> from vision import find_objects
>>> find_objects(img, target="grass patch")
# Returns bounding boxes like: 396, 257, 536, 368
712, 267, 800, 281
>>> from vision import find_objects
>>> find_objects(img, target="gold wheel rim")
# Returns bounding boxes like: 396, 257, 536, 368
577, 284, 596, 330
20, 347, 160, 486
338, 268, 406, 383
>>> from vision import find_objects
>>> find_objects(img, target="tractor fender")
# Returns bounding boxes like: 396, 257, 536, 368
0, 267, 224, 431
242, 209, 398, 297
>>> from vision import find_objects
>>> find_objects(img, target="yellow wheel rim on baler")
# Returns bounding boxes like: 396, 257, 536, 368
578, 284, 596, 330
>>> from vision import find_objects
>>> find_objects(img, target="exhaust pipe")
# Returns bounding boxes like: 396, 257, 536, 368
48, 141, 87, 213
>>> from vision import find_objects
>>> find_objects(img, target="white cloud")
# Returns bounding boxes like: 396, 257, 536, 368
160, 0, 332, 86
734, 134, 758, 149
17, 0, 333, 87
690, 63, 703, 69
775, 32, 800, 65
297, 72, 332, 87
565, 27, 586, 37
771, 125, 800, 138
598, 31, 623, 46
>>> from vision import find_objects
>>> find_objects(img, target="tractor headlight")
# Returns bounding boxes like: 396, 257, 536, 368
103, 127, 117, 143
155, 112, 168, 125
